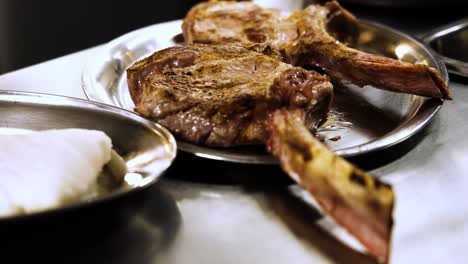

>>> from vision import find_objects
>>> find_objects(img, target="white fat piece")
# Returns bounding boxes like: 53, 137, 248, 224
0, 128, 112, 217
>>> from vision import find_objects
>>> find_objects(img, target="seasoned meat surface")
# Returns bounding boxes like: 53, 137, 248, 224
183, 0, 450, 99
127, 43, 333, 147
183, 0, 294, 47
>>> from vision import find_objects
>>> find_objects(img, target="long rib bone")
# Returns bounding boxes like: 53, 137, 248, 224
267, 108, 394, 262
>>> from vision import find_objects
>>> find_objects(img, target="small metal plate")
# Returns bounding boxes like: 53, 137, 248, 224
82, 20, 447, 164
422, 18, 468, 78
0, 91, 177, 221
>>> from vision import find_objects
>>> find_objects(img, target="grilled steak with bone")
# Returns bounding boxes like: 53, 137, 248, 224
183, 0, 450, 99
127, 42, 394, 261
128, 43, 333, 147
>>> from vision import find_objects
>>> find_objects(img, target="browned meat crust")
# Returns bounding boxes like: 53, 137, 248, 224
127, 43, 333, 147
183, 0, 450, 99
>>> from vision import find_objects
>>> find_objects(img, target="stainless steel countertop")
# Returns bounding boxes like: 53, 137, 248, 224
0, 5, 467, 264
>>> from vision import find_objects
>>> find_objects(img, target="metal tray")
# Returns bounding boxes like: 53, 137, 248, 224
82, 19, 447, 164
0, 91, 177, 222
422, 18, 468, 78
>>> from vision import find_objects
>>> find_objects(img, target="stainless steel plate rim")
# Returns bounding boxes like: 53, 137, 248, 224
0, 90, 177, 222
421, 17, 468, 78
82, 19, 447, 164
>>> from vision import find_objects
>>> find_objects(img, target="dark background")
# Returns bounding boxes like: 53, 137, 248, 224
0, 0, 201, 73
0, 0, 466, 74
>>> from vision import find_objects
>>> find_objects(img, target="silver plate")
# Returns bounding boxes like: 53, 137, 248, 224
422, 18, 468, 78
0, 91, 177, 221
82, 19, 447, 164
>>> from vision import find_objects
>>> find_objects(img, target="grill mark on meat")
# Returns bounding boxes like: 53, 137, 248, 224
267, 109, 394, 261
286, 137, 313, 161
374, 179, 391, 190
350, 171, 367, 187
